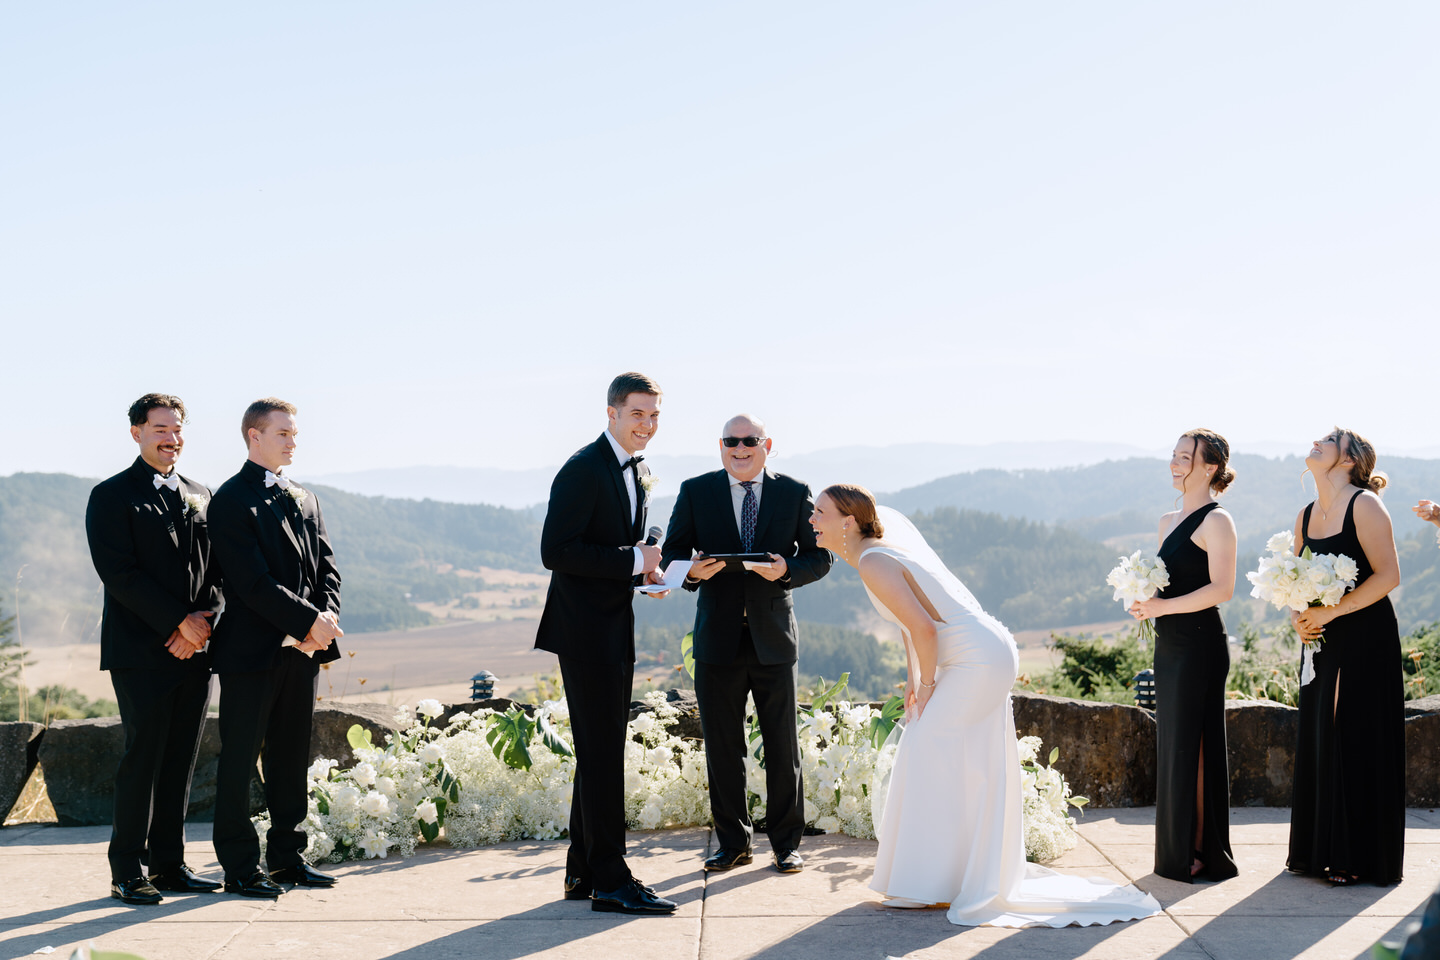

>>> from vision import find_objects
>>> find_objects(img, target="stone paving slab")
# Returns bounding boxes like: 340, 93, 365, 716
1, 809, 1436, 960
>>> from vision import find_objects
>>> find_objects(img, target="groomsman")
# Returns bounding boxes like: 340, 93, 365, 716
208, 398, 343, 898
86, 393, 222, 904
662, 415, 831, 874
535, 372, 678, 914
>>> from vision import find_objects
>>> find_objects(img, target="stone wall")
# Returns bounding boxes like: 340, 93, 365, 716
5, 691, 1439, 825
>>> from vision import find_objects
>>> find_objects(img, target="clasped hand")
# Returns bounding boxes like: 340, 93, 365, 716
299, 611, 343, 653
165, 611, 213, 660
1415, 500, 1440, 525
1291, 606, 1332, 642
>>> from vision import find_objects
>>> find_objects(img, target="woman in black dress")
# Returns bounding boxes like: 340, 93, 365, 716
1130, 429, 1240, 882
1289, 428, 1404, 886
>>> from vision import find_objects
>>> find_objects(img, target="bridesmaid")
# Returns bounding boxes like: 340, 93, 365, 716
1288, 427, 1404, 886
1129, 429, 1240, 882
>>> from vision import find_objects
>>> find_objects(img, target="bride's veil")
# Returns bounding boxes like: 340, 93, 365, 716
874, 505, 985, 614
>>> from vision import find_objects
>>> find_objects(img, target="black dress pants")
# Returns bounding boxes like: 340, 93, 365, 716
108, 667, 212, 881
558, 655, 635, 890
694, 625, 804, 854
212, 652, 318, 878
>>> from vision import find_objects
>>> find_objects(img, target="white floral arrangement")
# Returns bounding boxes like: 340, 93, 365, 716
181, 493, 208, 516
285, 484, 308, 507
1017, 736, 1087, 862
639, 474, 659, 496
1246, 530, 1358, 684
259, 684, 1084, 864
1105, 550, 1170, 643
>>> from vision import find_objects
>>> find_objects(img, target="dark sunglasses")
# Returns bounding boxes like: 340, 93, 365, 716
721, 436, 767, 448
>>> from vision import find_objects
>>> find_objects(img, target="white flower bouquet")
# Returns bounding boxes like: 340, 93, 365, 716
1246, 530, 1359, 683
1105, 550, 1170, 643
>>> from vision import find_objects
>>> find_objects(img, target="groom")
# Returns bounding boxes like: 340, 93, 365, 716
208, 398, 343, 898
534, 372, 677, 915
662, 414, 831, 873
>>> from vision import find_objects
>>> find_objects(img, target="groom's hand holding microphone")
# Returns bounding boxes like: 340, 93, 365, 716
638, 526, 669, 598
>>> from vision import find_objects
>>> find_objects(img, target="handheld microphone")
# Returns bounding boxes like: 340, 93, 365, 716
644, 526, 663, 546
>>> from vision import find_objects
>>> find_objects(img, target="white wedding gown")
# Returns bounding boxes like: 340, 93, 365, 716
862, 510, 1161, 928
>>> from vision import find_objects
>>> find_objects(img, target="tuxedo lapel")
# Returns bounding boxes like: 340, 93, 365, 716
634, 463, 650, 540
129, 461, 180, 551
175, 476, 195, 558
595, 436, 632, 532
254, 475, 305, 559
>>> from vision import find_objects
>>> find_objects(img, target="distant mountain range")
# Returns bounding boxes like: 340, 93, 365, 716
6, 449, 1439, 647
307, 441, 1170, 508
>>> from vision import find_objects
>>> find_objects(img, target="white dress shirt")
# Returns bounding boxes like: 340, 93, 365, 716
603, 429, 645, 576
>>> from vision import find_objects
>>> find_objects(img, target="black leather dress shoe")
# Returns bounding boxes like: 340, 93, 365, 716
590, 879, 678, 915
566, 875, 659, 900
148, 864, 222, 893
703, 847, 754, 872
223, 871, 284, 898
269, 862, 338, 887
111, 877, 163, 905
773, 849, 804, 873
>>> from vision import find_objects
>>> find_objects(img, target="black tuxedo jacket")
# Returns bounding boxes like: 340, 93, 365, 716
86, 458, 221, 673
535, 434, 652, 665
662, 468, 831, 665
207, 460, 342, 673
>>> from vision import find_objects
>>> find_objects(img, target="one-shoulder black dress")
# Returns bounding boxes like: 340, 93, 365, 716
1287, 490, 1405, 884
1153, 502, 1239, 882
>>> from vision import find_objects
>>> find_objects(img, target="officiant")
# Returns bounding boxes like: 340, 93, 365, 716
662, 415, 831, 874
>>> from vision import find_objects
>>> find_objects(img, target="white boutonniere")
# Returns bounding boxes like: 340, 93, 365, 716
285, 485, 308, 507
639, 474, 659, 496
181, 493, 208, 517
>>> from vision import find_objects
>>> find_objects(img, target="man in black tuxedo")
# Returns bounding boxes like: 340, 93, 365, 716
534, 372, 677, 915
662, 415, 831, 874
86, 393, 223, 905
208, 398, 343, 898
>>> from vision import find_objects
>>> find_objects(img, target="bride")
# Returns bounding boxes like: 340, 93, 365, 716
810, 484, 1161, 927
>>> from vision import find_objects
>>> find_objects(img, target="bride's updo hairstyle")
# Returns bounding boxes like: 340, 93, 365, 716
1336, 427, 1388, 493
821, 484, 885, 539
1182, 428, 1236, 494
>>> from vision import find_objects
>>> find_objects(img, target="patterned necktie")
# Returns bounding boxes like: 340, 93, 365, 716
740, 481, 757, 552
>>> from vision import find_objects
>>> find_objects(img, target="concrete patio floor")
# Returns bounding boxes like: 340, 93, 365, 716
1, 808, 1437, 960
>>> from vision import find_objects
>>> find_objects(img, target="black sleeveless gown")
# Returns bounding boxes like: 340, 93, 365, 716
1153, 502, 1239, 882
1287, 491, 1405, 884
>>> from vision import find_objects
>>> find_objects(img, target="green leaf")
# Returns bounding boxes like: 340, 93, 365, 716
810, 672, 850, 713
484, 707, 535, 771
346, 724, 374, 752
419, 818, 440, 843
537, 710, 574, 759
680, 631, 697, 680
80, 951, 151, 960
879, 694, 906, 722
1048, 746, 1059, 766
1069, 795, 1090, 809
315, 785, 331, 816
437, 763, 461, 802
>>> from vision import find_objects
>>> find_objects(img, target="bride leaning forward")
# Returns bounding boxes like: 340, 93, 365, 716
810, 484, 1161, 928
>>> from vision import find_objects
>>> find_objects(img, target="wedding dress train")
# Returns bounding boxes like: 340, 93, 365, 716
863, 509, 1161, 928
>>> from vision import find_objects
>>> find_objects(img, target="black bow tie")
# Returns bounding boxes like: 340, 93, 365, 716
622, 456, 644, 472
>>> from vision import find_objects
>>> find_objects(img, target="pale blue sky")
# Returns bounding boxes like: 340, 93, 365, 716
3, 3, 1435, 485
